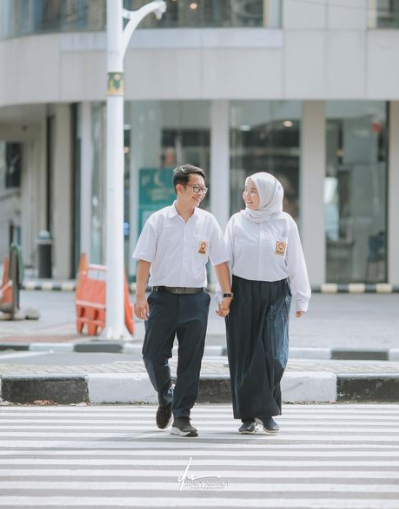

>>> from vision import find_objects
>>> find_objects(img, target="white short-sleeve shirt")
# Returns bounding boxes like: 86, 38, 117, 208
225, 211, 311, 312
133, 202, 229, 288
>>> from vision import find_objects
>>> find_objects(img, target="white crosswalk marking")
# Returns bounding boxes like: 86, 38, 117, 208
0, 404, 399, 508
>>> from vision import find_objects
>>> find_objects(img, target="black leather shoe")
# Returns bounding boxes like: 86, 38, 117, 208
255, 417, 279, 434
156, 403, 172, 429
238, 420, 257, 434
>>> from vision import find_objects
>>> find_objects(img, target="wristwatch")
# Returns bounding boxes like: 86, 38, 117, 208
223, 292, 234, 299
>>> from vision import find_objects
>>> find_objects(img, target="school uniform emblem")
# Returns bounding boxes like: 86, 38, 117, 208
198, 240, 208, 255
275, 241, 287, 256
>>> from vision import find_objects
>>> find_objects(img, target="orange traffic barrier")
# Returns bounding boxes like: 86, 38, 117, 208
75, 252, 88, 302
75, 254, 134, 336
0, 255, 13, 311
124, 274, 134, 335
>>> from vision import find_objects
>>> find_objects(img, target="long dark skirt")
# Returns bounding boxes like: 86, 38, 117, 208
226, 275, 292, 420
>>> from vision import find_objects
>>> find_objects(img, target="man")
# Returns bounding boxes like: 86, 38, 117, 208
133, 165, 232, 437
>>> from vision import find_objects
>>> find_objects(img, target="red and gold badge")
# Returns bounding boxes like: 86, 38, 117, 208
198, 240, 208, 255
275, 241, 287, 256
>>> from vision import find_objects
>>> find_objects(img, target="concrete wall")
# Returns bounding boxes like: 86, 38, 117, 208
0, 0, 399, 105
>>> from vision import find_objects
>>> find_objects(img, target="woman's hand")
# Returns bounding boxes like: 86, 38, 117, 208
216, 297, 232, 317
295, 310, 306, 318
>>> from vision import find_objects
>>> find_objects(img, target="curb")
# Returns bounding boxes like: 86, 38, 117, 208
312, 284, 399, 294
2, 342, 399, 361
0, 342, 227, 357
1, 372, 399, 405
20, 281, 399, 293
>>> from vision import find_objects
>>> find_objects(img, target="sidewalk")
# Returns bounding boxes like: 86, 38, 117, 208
1, 291, 399, 405
2, 291, 399, 348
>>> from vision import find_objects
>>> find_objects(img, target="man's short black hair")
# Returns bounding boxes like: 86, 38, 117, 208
172, 164, 206, 191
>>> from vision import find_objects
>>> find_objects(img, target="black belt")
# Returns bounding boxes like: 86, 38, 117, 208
152, 286, 204, 295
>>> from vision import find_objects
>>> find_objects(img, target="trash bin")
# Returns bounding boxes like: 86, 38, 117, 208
37, 230, 52, 279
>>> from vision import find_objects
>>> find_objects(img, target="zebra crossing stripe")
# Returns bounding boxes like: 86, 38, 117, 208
1, 481, 399, 493
1, 469, 398, 479
1, 498, 399, 508
0, 405, 398, 508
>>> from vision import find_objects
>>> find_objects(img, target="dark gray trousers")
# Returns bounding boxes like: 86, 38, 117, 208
142, 291, 211, 419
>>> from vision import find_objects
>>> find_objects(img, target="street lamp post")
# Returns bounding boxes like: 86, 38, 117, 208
104, 0, 166, 340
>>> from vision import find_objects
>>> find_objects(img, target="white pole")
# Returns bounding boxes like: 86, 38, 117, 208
104, 1, 166, 340
105, 0, 125, 339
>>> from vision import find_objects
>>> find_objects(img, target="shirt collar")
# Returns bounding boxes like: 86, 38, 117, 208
169, 201, 198, 219
168, 202, 179, 218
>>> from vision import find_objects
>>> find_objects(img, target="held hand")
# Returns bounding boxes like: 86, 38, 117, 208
216, 297, 232, 318
134, 297, 149, 320
295, 310, 306, 318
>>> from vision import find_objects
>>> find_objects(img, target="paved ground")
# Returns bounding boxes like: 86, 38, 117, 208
1, 354, 399, 376
1, 291, 399, 350
1, 291, 398, 405
1, 404, 399, 508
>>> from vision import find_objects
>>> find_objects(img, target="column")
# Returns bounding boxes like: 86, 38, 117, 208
80, 102, 92, 261
388, 101, 399, 285
21, 143, 33, 265
210, 100, 229, 286
52, 105, 72, 279
300, 101, 326, 287
210, 100, 230, 229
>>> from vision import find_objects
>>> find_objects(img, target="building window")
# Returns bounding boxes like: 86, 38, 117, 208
0, 142, 22, 258
5, 143, 22, 189
126, 0, 281, 28
325, 101, 387, 284
0, 0, 281, 39
229, 101, 301, 221
369, 0, 399, 28
124, 100, 211, 277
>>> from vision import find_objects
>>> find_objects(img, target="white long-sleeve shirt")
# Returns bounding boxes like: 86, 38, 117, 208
224, 211, 311, 312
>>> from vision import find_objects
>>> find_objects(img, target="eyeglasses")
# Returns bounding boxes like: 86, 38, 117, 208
185, 184, 208, 195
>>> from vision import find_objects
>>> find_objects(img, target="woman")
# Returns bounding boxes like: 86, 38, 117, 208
223, 172, 310, 434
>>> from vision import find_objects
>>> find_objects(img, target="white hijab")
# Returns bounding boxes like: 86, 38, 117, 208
243, 172, 284, 224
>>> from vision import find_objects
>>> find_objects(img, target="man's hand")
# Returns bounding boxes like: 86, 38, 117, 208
216, 297, 232, 318
134, 296, 149, 320
295, 310, 306, 318
134, 260, 151, 320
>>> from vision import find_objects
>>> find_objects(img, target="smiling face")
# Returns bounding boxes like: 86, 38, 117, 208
242, 178, 260, 210
176, 174, 207, 209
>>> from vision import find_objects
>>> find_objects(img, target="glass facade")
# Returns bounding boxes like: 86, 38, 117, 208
0, 0, 106, 38
69, 99, 391, 283
229, 101, 301, 220
0, 0, 281, 39
0, 141, 22, 260
126, 0, 281, 29
325, 101, 387, 284
124, 100, 211, 276
369, 0, 399, 28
